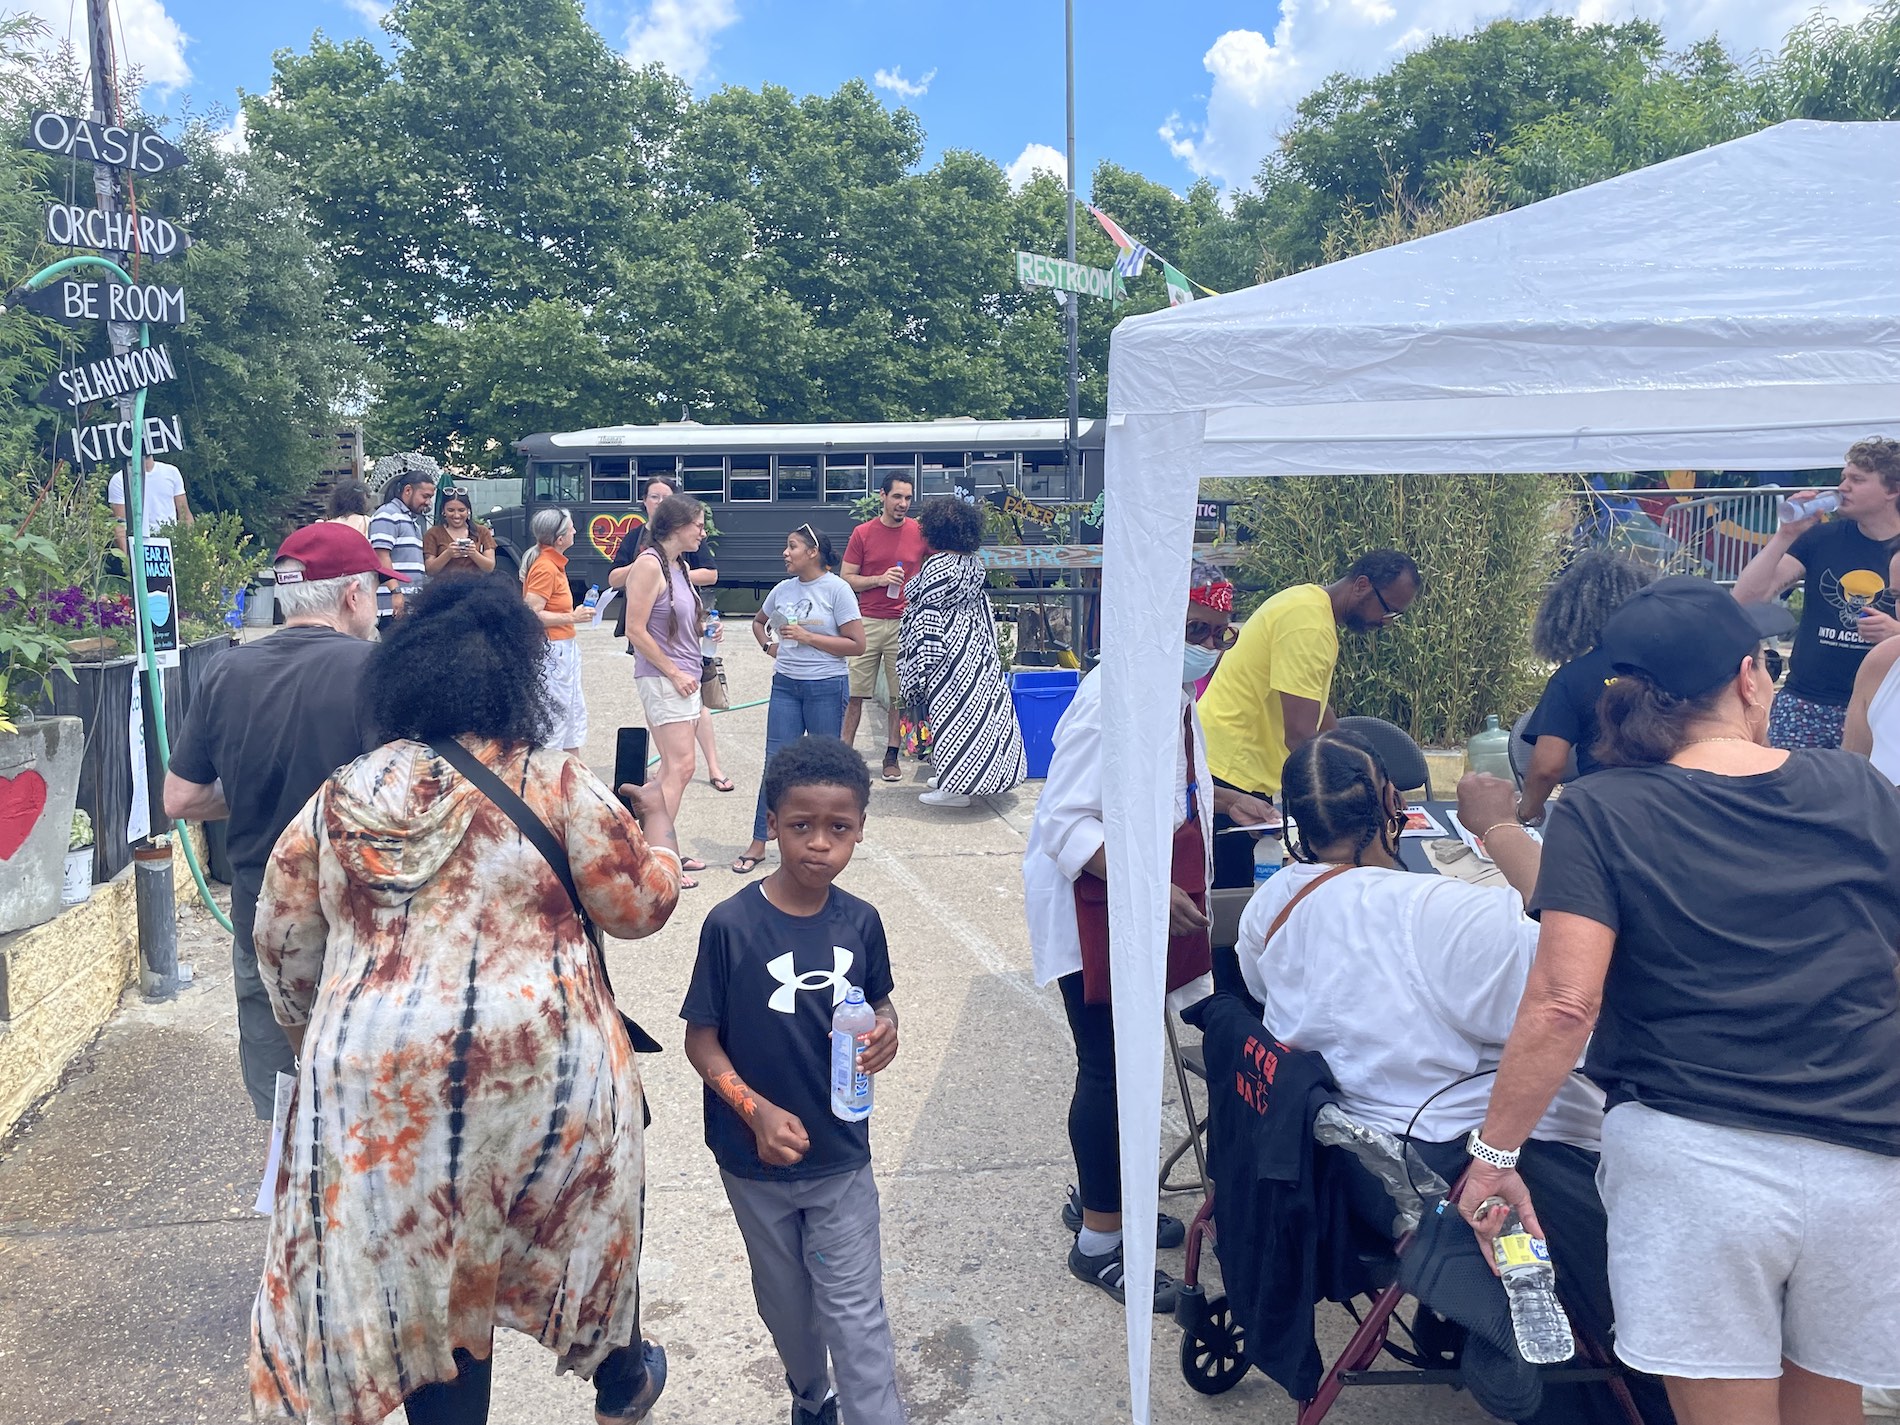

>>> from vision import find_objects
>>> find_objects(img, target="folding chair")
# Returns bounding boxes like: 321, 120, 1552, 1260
1158, 887, 1253, 1197
1336, 716, 1433, 799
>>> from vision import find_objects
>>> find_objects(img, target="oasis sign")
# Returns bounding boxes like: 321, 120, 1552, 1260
24, 112, 186, 174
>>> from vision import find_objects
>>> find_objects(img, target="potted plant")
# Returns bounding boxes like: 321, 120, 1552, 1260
63, 808, 92, 905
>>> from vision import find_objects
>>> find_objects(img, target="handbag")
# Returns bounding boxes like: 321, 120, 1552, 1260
700, 656, 730, 710
429, 737, 665, 1056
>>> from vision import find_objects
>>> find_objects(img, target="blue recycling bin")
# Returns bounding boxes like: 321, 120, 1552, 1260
1010, 668, 1081, 779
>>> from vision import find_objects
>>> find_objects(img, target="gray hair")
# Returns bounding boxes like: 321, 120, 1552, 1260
1189, 558, 1227, 593
520, 507, 573, 582
1532, 551, 1658, 663
274, 561, 378, 619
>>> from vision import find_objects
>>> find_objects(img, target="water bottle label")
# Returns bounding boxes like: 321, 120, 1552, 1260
831, 1029, 854, 1098
1493, 1231, 1550, 1269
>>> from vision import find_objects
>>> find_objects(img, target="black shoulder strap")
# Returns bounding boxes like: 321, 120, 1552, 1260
429, 736, 584, 921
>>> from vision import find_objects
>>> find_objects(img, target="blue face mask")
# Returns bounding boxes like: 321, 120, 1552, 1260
1182, 641, 1221, 685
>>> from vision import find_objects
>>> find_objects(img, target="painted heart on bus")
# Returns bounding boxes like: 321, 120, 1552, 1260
589, 513, 644, 560
0, 769, 48, 861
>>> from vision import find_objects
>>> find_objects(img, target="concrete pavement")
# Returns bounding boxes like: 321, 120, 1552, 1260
0, 625, 1492, 1425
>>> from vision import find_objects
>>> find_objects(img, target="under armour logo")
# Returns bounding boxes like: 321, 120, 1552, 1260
765, 947, 856, 1014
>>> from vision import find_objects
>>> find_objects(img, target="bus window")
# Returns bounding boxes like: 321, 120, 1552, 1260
920, 452, 966, 497
775, 456, 818, 502
873, 457, 916, 497
730, 456, 771, 502
681, 461, 724, 503
971, 455, 1016, 493
532, 460, 587, 504
638, 456, 680, 496
592, 456, 634, 504
825, 455, 869, 504
1021, 453, 1076, 502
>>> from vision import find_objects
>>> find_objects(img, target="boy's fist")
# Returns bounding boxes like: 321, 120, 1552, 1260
859, 1017, 900, 1075
754, 1105, 810, 1166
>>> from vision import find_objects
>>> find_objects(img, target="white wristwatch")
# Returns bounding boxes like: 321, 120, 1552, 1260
1466, 1129, 1521, 1170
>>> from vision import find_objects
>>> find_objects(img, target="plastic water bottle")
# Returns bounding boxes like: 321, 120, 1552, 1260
831, 987, 876, 1122
1780, 491, 1841, 524
1253, 834, 1282, 887
701, 609, 721, 659
1487, 1202, 1575, 1364
582, 584, 601, 611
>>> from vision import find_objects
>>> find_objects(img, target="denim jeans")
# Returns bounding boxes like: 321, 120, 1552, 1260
753, 671, 850, 841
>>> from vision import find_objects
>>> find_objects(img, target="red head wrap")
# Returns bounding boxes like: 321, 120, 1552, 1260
1188, 581, 1235, 614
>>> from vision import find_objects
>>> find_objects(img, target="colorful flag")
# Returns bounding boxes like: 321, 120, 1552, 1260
1163, 261, 1195, 308
1088, 205, 1151, 279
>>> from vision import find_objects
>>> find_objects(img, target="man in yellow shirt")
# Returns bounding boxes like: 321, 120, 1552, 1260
1200, 550, 1421, 886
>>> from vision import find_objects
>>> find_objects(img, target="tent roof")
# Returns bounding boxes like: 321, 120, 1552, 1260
1110, 121, 1900, 473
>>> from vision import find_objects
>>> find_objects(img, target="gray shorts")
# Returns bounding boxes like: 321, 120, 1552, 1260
1598, 1101, 1900, 1386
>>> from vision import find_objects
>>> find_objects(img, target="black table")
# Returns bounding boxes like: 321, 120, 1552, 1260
1397, 800, 1464, 876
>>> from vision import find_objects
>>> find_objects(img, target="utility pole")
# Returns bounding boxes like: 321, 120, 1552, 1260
86, 0, 136, 381
1063, 0, 1079, 500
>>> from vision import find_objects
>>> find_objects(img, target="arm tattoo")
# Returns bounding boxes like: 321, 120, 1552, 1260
712, 1070, 758, 1121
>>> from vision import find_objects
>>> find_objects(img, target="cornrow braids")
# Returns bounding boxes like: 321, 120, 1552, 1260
1281, 730, 1397, 867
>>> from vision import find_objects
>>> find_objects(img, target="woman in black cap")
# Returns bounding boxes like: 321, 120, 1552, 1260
1459, 575, 1900, 1425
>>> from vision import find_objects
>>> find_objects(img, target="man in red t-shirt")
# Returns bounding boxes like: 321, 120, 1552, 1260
841, 472, 928, 779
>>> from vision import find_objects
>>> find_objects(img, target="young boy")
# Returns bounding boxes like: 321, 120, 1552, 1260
681, 736, 905, 1425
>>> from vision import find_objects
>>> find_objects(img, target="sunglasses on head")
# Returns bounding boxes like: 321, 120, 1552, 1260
1186, 620, 1239, 650
794, 523, 818, 546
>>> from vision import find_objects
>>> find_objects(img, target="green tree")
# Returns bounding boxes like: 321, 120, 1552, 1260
1772, 0, 1900, 120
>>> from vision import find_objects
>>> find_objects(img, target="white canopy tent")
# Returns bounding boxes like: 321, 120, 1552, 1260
1098, 120, 1900, 1420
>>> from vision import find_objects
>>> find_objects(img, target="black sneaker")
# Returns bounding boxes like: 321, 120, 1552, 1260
1061, 1185, 1187, 1250
1068, 1240, 1181, 1313
791, 1394, 838, 1425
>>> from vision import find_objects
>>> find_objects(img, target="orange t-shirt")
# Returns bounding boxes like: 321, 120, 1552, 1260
523, 547, 576, 641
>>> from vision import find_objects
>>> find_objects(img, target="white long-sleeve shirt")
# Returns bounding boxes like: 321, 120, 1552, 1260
1023, 668, 1213, 1000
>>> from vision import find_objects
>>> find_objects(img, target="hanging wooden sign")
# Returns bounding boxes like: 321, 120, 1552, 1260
36, 342, 178, 409
23, 112, 186, 174
14, 279, 185, 326
42, 202, 186, 258
69, 413, 184, 465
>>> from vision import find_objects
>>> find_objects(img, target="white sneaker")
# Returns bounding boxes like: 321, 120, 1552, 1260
918, 788, 972, 808
927, 775, 940, 789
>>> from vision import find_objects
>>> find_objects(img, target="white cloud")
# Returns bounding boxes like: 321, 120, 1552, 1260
213, 107, 247, 154
17, 0, 190, 96
1005, 142, 1068, 190
873, 65, 937, 100
342, 0, 390, 27
623, 0, 739, 87
1163, 0, 1876, 193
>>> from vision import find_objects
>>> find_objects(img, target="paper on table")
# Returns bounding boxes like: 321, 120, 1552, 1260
254, 1070, 295, 1215
1443, 809, 1543, 863
1400, 806, 1449, 839
588, 587, 621, 628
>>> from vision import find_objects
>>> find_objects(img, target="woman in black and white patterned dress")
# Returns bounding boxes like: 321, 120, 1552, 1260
899, 496, 1027, 808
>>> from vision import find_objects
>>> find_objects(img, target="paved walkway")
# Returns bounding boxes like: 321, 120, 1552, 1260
0, 627, 1489, 1425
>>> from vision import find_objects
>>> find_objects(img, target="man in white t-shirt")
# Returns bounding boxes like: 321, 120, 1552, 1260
108, 455, 192, 554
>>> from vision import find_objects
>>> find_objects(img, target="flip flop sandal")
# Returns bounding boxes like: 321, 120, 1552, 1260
731, 855, 764, 875
678, 875, 699, 890
707, 776, 736, 792
680, 857, 708, 872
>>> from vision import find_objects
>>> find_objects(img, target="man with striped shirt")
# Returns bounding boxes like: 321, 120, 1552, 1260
368, 469, 434, 626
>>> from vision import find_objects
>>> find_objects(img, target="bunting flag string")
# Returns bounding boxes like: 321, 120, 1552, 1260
1083, 204, 1222, 304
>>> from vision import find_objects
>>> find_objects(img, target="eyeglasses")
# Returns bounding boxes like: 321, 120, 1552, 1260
1186, 620, 1239, 650
1372, 583, 1405, 621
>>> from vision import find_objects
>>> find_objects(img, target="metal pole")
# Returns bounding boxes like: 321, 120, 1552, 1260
86, 0, 135, 376
1064, 0, 1079, 499
134, 842, 178, 999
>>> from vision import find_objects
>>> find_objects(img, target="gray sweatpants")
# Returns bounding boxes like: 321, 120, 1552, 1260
232, 866, 296, 1120
721, 1164, 906, 1424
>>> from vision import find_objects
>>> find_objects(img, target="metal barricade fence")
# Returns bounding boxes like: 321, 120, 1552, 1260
1572, 486, 1803, 587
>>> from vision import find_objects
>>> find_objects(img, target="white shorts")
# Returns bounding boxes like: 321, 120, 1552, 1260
542, 638, 588, 750
1598, 1101, 1900, 1386
636, 673, 702, 728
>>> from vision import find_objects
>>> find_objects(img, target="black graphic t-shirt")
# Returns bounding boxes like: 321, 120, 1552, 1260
1519, 646, 1616, 778
1785, 520, 1900, 705
681, 882, 895, 1182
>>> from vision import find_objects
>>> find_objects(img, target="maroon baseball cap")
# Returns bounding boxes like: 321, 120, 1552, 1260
274, 523, 409, 584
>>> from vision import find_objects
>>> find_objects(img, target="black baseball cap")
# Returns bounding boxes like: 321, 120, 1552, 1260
1600, 575, 1794, 700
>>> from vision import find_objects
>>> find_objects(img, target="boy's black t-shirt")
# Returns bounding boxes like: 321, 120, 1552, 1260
1529, 750, 1900, 1156
681, 882, 895, 1182
1784, 520, 1900, 705
1519, 647, 1615, 778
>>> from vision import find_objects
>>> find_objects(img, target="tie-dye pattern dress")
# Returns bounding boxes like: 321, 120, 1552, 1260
248, 737, 681, 1424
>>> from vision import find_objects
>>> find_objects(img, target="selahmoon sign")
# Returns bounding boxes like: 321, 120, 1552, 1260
69, 413, 184, 465
23, 112, 186, 174
1016, 251, 1123, 301
14, 280, 184, 326
42, 202, 186, 258
36, 342, 178, 409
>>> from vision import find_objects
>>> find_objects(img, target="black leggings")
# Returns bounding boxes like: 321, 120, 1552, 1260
402, 1342, 649, 1424
1059, 971, 1122, 1216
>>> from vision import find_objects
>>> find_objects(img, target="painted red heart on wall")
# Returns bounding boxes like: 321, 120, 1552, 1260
0, 770, 48, 861
589, 513, 645, 561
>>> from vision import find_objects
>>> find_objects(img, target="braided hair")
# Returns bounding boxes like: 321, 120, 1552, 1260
637, 493, 707, 640
1280, 730, 1401, 867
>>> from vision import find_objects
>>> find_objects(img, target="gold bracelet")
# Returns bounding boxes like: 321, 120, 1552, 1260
1478, 821, 1521, 841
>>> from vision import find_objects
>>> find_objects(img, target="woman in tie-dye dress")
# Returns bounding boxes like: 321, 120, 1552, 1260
249, 579, 683, 1425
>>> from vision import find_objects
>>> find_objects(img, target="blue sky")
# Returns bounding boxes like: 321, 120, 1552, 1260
32, 0, 1873, 196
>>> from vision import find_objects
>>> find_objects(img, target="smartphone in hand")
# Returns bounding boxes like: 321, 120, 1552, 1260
613, 727, 649, 810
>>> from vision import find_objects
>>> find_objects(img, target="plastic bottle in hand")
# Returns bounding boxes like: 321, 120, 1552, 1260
1253, 834, 1282, 887
582, 584, 601, 611
701, 609, 721, 659
1780, 491, 1841, 524
831, 987, 876, 1122
1487, 1201, 1575, 1364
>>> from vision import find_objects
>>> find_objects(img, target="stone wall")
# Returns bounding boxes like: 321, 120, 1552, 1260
0, 831, 207, 1138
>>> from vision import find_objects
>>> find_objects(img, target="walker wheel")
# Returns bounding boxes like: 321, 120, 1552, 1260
1180, 1293, 1249, 1395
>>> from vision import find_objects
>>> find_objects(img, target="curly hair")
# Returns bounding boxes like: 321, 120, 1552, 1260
365, 576, 555, 746
1847, 437, 1900, 493
1531, 552, 1659, 663
324, 481, 371, 519
917, 495, 984, 555
763, 734, 872, 815
1280, 729, 1397, 866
